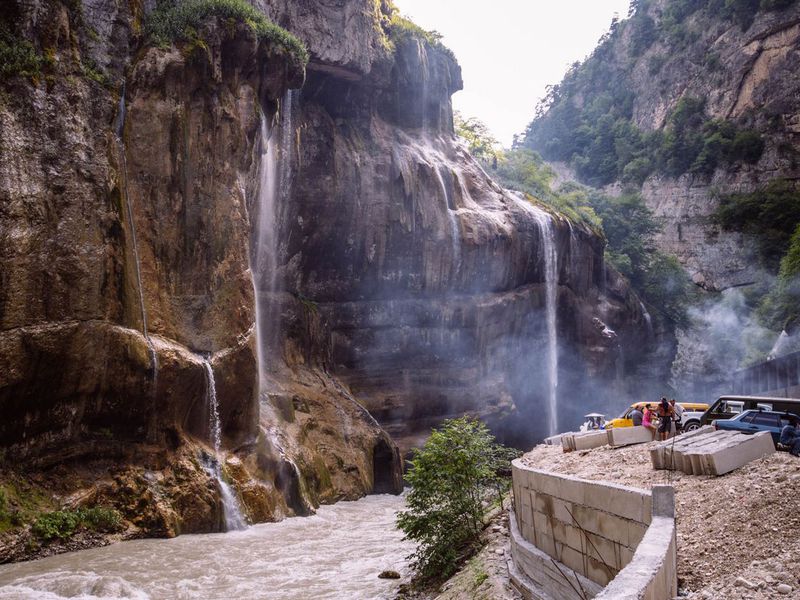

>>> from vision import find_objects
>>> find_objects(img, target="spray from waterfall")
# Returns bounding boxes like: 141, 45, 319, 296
202, 358, 247, 531
114, 82, 158, 388
529, 207, 559, 437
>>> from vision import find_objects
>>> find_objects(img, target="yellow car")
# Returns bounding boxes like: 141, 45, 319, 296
606, 401, 710, 429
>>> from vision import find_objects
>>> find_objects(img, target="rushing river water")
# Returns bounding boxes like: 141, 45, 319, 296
0, 494, 413, 600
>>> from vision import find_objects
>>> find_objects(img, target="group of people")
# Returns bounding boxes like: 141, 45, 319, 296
630, 397, 682, 441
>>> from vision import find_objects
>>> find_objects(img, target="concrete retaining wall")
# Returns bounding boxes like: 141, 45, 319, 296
510, 460, 677, 599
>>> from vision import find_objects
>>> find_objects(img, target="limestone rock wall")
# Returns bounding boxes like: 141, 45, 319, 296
264, 1, 664, 451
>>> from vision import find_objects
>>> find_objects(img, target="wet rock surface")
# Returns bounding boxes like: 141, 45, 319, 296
1, 0, 656, 558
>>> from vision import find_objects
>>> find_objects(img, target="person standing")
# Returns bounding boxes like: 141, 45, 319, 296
657, 397, 673, 441
642, 404, 656, 439
670, 399, 684, 435
630, 406, 644, 427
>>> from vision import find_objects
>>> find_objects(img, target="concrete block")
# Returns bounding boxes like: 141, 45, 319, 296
627, 521, 649, 549
573, 430, 608, 450
607, 425, 654, 447
652, 485, 675, 518
556, 474, 587, 505
705, 430, 775, 476
584, 482, 648, 522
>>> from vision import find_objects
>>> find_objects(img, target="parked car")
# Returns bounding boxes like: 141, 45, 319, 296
712, 409, 800, 445
700, 395, 800, 426
606, 401, 709, 429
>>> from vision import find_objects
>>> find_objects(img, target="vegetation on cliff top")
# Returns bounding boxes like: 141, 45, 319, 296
146, 0, 309, 66
397, 418, 517, 583
380, 1, 456, 61
519, 0, 788, 187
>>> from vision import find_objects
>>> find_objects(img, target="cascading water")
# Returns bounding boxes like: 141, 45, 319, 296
202, 358, 247, 531
250, 91, 309, 506
114, 82, 158, 382
433, 167, 460, 274
252, 89, 294, 384
528, 206, 559, 437
640, 301, 654, 340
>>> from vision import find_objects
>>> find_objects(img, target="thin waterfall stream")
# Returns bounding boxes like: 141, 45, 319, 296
114, 83, 158, 382
526, 204, 560, 437
201, 358, 247, 531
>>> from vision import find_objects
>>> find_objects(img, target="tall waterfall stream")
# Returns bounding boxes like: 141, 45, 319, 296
0, 494, 412, 600
115, 83, 158, 384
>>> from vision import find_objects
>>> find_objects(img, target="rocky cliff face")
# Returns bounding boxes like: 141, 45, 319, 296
0, 0, 653, 552
626, 1, 800, 291
258, 1, 663, 451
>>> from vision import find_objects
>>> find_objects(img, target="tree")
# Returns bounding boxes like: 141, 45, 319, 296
454, 111, 500, 163
396, 417, 517, 582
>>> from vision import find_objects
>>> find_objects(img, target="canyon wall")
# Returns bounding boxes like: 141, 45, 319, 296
0, 0, 656, 549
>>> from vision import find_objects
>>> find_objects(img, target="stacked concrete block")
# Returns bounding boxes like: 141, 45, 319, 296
560, 430, 608, 452
649, 428, 775, 475
649, 425, 714, 469
511, 461, 654, 590
606, 426, 654, 447
703, 430, 775, 475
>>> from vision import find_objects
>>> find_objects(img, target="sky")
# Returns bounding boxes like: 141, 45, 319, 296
393, 0, 632, 147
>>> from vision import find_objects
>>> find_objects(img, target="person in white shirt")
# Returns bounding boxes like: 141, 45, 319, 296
669, 399, 684, 434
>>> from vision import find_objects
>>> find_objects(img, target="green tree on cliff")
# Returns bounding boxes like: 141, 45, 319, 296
397, 417, 517, 582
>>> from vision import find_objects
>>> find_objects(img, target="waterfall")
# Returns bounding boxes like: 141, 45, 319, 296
434, 167, 460, 275
528, 206, 559, 437
114, 82, 158, 382
640, 301, 654, 340
253, 90, 294, 385
202, 358, 247, 531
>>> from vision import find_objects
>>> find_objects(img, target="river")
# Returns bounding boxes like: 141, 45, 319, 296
0, 494, 413, 600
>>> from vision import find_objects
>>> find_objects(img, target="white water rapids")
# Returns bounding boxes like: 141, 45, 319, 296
0, 494, 413, 600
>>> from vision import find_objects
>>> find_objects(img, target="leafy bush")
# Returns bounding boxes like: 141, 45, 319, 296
32, 507, 123, 541
145, 0, 308, 65
0, 25, 44, 79
397, 418, 517, 582
32, 511, 82, 541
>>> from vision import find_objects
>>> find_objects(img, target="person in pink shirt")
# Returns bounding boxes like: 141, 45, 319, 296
642, 403, 657, 439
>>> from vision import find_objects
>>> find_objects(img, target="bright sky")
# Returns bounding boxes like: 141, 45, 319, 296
394, 0, 632, 146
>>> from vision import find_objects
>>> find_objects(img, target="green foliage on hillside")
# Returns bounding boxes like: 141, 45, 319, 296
145, 0, 308, 65
521, 0, 781, 187
714, 180, 800, 331
714, 179, 800, 271
397, 418, 517, 582
0, 25, 45, 79
757, 224, 800, 331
